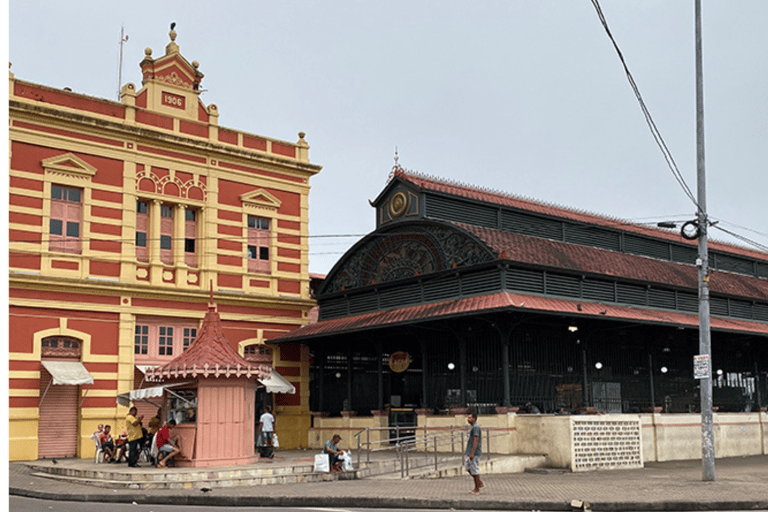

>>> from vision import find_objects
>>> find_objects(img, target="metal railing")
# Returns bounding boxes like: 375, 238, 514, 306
353, 425, 502, 478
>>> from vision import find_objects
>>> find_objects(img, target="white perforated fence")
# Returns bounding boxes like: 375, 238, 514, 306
570, 416, 643, 472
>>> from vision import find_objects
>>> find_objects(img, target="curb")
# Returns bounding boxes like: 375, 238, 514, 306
11, 487, 768, 511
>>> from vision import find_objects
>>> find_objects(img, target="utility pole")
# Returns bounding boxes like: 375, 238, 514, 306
695, 0, 715, 482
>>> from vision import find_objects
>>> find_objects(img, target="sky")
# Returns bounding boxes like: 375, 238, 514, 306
7, 0, 768, 275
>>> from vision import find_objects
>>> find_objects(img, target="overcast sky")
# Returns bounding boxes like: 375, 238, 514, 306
8, 1, 768, 275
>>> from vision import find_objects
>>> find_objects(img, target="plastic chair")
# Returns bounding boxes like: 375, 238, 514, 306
90, 433, 105, 463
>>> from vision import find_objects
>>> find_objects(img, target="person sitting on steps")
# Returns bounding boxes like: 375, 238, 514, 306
323, 434, 344, 472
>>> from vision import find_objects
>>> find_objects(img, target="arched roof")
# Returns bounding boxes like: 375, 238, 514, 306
319, 220, 497, 296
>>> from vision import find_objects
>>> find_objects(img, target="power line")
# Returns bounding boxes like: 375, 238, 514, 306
589, 0, 699, 210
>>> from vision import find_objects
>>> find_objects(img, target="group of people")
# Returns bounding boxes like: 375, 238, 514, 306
96, 404, 484, 494
95, 407, 181, 469
93, 423, 128, 463
125, 406, 181, 469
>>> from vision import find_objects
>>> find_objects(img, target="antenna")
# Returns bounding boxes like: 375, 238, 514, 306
117, 26, 129, 100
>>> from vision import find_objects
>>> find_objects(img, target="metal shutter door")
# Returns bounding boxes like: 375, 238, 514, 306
38, 369, 79, 458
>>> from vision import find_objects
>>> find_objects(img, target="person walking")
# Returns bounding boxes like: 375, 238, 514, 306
125, 406, 144, 468
465, 412, 484, 494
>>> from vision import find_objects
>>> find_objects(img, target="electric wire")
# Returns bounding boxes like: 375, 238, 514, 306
589, 1, 768, 256
589, 0, 699, 210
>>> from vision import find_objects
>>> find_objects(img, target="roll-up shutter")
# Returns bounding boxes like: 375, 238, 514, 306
38, 369, 79, 458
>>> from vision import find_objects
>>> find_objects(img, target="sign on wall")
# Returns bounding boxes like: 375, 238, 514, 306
388, 351, 411, 373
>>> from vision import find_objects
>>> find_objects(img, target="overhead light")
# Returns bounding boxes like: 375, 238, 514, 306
447, 363, 455, 370
595, 362, 603, 370
661, 366, 668, 373
568, 325, 579, 333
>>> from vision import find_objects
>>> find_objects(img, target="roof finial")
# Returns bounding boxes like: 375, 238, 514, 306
166, 22, 179, 55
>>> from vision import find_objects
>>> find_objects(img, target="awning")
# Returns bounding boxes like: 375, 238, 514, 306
41, 360, 94, 386
116, 381, 194, 407
259, 370, 295, 394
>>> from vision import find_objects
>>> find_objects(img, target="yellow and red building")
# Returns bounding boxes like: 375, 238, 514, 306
8, 28, 321, 461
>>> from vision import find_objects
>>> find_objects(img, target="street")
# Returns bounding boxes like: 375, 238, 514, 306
9, 496, 762, 512
10, 497, 468, 512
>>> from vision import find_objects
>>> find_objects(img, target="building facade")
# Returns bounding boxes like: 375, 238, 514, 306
272, 168, 768, 434
8, 28, 321, 461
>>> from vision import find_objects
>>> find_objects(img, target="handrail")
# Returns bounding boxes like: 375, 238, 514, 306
353, 425, 503, 477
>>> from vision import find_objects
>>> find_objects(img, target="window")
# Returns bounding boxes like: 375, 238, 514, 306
158, 326, 174, 356
134, 321, 198, 361
134, 325, 149, 355
182, 327, 197, 351
247, 215, 270, 273
243, 344, 273, 364
49, 185, 82, 254
136, 201, 149, 262
160, 205, 173, 264
184, 209, 197, 267
42, 336, 82, 359
166, 389, 197, 425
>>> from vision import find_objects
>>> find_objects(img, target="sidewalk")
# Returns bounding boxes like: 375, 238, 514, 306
10, 452, 768, 511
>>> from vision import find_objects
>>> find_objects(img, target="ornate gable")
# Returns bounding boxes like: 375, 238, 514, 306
241, 189, 282, 211
320, 221, 496, 294
133, 24, 209, 121
371, 169, 421, 228
41, 152, 97, 181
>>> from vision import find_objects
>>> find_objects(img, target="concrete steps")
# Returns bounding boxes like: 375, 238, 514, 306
24, 453, 549, 489
27, 462, 357, 490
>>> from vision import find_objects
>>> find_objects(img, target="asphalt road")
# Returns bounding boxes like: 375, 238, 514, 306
10, 498, 468, 512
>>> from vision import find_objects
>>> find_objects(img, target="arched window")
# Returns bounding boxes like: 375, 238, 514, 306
41, 336, 82, 359
243, 344, 272, 364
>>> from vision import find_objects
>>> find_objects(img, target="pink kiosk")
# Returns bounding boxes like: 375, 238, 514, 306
142, 298, 271, 467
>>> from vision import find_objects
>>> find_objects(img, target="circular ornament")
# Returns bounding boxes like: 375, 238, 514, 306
390, 192, 407, 217
388, 351, 411, 373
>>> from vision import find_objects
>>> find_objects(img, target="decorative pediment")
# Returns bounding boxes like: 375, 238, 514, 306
241, 189, 282, 211
41, 153, 97, 180
321, 221, 495, 294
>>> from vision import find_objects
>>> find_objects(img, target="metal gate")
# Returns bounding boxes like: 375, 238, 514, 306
38, 369, 79, 458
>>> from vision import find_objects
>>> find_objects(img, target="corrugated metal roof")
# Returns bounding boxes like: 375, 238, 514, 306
459, 223, 768, 299
269, 291, 768, 343
392, 168, 768, 262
